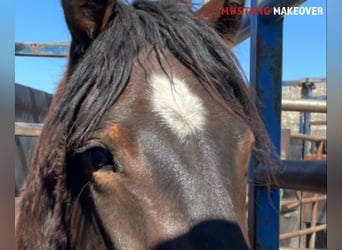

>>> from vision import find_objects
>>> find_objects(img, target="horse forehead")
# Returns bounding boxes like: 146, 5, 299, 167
148, 73, 207, 141
103, 50, 250, 144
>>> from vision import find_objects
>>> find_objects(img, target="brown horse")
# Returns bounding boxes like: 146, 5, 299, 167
16, 0, 274, 249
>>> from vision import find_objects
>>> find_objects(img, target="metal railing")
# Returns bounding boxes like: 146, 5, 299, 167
15, 42, 69, 57
279, 132, 327, 249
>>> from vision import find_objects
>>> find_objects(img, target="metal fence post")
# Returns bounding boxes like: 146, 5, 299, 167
249, 0, 282, 249
299, 78, 314, 156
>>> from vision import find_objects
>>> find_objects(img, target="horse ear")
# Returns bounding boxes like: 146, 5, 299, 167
61, 0, 116, 69
195, 0, 245, 45
62, 0, 116, 46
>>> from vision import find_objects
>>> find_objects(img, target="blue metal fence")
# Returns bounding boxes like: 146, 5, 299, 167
15, 42, 69, 57
249, 0, 283, 248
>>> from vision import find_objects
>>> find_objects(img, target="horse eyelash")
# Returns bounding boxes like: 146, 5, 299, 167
74, 143, 107, 154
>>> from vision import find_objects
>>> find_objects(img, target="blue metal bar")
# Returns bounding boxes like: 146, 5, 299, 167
15, 42, 69, 57
249, 0, 283, 248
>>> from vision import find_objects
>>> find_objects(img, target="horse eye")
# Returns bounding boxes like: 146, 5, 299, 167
88, 147, 115, 172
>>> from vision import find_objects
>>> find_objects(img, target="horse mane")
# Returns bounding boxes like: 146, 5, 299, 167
16, 0, 274, 248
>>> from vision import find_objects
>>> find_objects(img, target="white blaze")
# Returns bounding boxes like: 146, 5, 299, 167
149, 74, 206, 141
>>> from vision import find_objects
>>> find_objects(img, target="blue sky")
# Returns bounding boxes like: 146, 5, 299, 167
15, 0, 326, 94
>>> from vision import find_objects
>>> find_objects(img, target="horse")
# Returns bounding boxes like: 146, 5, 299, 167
15, 0, 274, 249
